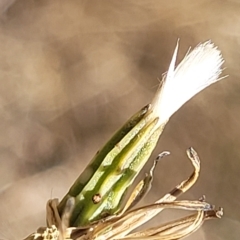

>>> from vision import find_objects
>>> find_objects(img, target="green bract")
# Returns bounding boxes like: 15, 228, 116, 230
58, 104, 166, 226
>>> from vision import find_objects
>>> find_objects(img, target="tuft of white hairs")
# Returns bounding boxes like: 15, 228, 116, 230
151, 41, 224, 125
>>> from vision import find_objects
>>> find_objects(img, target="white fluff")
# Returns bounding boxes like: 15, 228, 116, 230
151, 41, 224, 125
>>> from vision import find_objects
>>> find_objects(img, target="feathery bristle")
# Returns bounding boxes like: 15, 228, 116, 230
151, 41, 224, 125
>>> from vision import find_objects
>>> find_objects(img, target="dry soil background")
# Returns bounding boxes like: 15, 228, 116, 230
0, 1, 239, 239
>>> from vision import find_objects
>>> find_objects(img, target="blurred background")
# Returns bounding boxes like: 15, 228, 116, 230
0, 0, 239, 239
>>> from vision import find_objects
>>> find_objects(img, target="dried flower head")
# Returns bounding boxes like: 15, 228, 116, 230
23, 41, 225, 240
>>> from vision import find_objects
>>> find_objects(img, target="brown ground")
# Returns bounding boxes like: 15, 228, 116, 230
0, 1, 239, 239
